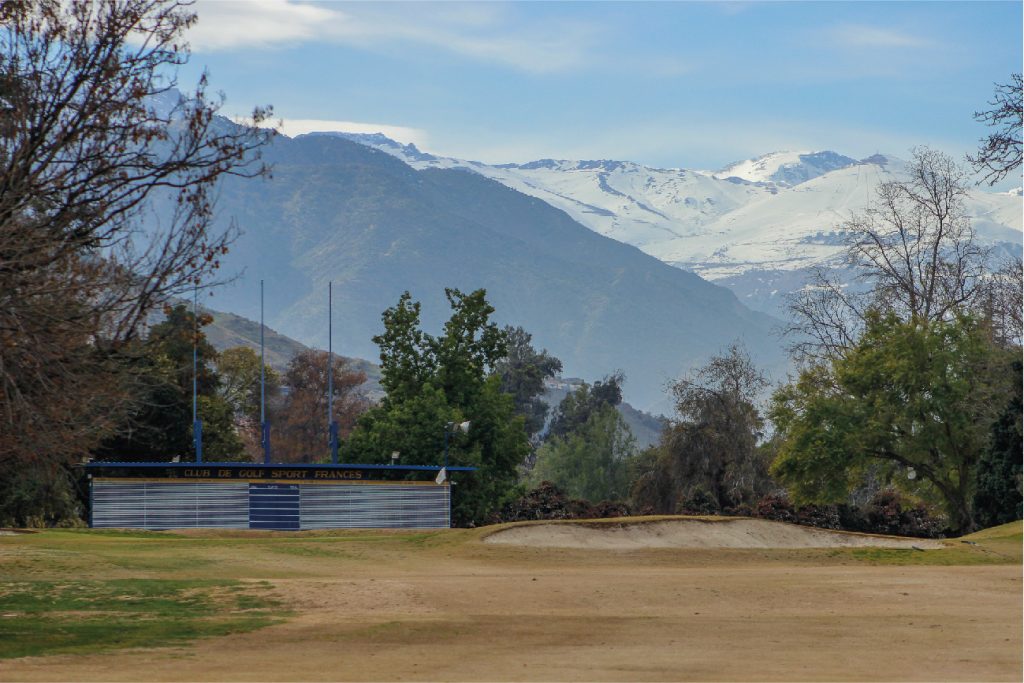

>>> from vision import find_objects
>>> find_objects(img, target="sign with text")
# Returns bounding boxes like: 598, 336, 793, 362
174, 467, 366, 481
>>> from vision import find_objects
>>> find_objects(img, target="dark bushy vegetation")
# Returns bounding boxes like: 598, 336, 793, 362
751, 490, 944, 538
497, 483, 946, 538
491, 482, 630, 523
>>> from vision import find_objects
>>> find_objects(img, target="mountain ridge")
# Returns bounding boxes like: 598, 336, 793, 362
196, 132, 788, 411
315, 131, 1021, 317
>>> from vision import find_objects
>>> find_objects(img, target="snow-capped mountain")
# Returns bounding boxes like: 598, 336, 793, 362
302, 132, 1023, 316
713, 150, 859, 186
305, 132, 776, 254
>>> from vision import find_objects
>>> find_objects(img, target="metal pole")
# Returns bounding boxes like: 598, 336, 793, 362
261, 279, 270, 464
328, 282, 339, 464
193, 284, 203, 463
443, 423, 451, 470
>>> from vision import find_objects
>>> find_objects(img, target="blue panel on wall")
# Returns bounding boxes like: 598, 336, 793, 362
249, 484, 300, 530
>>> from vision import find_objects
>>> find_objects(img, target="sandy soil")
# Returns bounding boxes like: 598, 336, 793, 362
483, 518, 947, 549
2, 520, 1020, 682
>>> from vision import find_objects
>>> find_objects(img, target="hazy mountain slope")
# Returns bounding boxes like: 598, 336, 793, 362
333, 133, 1022, 317
202, 308, 382, 392
203, 308, 311, 372
202, 134, 787, 410
323, 133, 775, 257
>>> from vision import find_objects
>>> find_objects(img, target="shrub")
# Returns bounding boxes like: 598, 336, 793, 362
754, 493, 796, 523
677, 489, 720, 515
492, 482, 632, 523
863, 489, 944, 538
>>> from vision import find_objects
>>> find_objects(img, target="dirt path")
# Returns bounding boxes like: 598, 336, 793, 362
4, 555, 1020, 681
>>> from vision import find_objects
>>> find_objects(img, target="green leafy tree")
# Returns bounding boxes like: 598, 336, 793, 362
195, 395, 245, 461
493, 326, 563, 441
630, 344, 773, 514
770, 312, 1012, 534
348, 289, 528, 525
431, 289, 507, 408
348, 384, 454, 466
375, 292, 433, 403
95, 305, 242, 461
531, 405, 636, 502
217, 346, 281, 424
547, 372, 624, 441
972, 359, 1023, 528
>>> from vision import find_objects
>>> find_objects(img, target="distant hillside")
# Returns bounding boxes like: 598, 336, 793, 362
341, 134, 1021, 319
201, 306, 383, 395
193, 133, 787, 410
203, 308, 309, 372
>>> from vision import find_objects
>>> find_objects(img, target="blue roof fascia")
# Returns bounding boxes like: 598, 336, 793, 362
85, 461, 477, 472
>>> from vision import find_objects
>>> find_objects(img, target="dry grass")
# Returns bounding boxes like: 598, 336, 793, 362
0, 518, 1020, 681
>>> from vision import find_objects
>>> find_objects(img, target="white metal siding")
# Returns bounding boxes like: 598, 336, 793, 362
91, 481, 249, 529
91, 480, 451, 530
300, 484, 450, 529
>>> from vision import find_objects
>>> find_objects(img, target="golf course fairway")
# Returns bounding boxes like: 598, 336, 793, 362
1, 517, 1020, 681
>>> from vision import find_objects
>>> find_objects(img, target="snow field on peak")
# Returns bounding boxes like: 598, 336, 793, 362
713, 150, 859, 187
335, 132, 1022, 293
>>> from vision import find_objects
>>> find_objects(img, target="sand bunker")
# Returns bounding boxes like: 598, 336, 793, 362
484, 518, 945, 550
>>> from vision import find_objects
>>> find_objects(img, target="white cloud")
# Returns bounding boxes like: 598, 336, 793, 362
188, 0, 599, 73
186, 0, 339, 51
828, 24, 933, 49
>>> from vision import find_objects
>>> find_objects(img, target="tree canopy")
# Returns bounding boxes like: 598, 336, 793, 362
785, 147, 1015, 361
348, 289, 528, 525
274, 350, 366, 463
0, 0, 270, 521
493, 326, 562, 442
770, 312, 1014, 534
631, 345, 773, 514
547, 372, 624, 442
93, 304, 243, 463
532, 405, 636, 503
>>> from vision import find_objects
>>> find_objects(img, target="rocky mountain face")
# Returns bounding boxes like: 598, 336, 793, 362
195, 133, 788, 411
333, 133, 1023, 318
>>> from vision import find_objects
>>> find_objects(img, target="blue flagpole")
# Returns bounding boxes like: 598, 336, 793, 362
193, 283, 203, 463
261, 279, 271, 464
328, 282, 339, 464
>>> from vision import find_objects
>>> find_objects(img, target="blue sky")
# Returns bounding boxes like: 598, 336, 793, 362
181, 1, 1022, 186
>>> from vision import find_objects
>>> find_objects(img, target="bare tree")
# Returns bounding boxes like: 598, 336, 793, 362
786, 148, 993, 361
0, 0, 271, 510
968, 73, 1022, 186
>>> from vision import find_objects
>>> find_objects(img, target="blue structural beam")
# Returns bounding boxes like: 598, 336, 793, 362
85, 462, 476, 472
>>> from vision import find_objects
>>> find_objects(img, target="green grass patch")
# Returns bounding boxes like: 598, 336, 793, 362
963, 520, 1023, 542
849, 547, 982, 566
0, 579, 285, 659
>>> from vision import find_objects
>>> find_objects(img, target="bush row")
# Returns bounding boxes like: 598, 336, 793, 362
493, 482, 945, 538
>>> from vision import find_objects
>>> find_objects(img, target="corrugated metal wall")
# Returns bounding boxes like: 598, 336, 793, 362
300, 483, 449, 529
91, 481, 250, 530
90, 479, 450, 530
